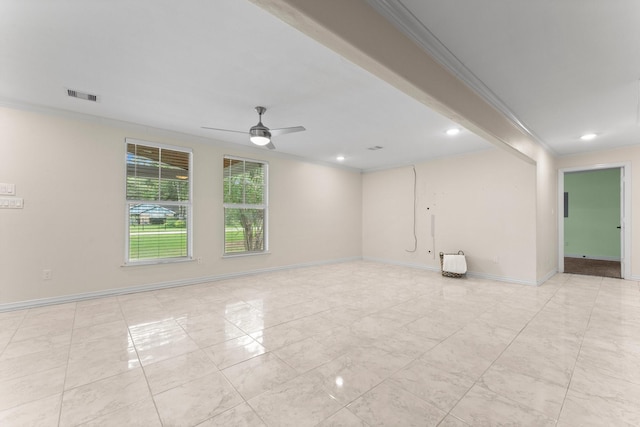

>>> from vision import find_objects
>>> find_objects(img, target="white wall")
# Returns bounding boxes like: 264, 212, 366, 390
362, 149, 539, 284
535, 145, 558, 282
0, 106, 362, 306
557, 145, 640, 279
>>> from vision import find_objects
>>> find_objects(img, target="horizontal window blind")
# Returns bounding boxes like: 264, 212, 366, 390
223, 156, 267, 254
126, 140, 191, 263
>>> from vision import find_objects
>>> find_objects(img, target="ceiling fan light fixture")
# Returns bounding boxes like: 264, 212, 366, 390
250, 135, 271, 145
250, 127, 271, 146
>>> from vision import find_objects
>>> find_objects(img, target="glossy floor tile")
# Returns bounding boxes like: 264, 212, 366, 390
1, 261, 639, 425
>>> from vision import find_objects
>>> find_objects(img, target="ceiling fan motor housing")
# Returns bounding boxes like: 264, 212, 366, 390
250, 124, 271, 137
249, 122, 271, 145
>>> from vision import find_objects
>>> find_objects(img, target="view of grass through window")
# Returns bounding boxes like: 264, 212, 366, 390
224, 157, 267, 254
129, 207, 188, 260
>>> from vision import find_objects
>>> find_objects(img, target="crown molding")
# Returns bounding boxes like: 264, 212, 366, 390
367, 0, 555, 155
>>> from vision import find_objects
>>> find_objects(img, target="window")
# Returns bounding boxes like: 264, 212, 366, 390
125, 139, 192, 263
223, 156, 268, 254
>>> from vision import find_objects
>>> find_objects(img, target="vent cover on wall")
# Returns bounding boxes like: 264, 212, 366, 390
66, 89, 98, 102
367, 145, 384, 151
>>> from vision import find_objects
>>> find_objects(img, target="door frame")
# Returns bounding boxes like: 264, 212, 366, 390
558, 162, 631, 279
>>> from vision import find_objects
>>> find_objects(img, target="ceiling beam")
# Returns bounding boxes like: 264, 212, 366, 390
249, 0, 539, 165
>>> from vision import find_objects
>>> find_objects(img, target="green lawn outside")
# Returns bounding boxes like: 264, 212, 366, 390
128, 226, 248, 259
129, 231, 187, 260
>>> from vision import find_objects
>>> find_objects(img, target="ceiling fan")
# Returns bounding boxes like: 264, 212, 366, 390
202, 106, 305, 150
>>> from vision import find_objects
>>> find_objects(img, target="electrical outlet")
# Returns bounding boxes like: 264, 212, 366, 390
42, 269, 52, 280
492, 256, 499, 264
197, 257, 203, 265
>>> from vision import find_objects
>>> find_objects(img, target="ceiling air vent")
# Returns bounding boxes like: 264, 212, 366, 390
367, 145, 384, 151
67, 89, 98, 102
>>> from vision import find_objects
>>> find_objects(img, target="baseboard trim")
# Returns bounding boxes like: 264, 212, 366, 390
536, 269, 558, 286
362, 257, 538, 286
0, 256, 362, 313
362, 257, 441, 273
466, 271, 538, 286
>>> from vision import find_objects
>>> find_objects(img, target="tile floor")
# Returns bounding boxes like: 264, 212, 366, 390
0, 261, 639, 426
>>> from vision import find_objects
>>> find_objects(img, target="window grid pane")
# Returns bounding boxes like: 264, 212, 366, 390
126, 144, 160, 200
160, 149, 190, 201
224, 208, 265, 253
128, 203, 189, 260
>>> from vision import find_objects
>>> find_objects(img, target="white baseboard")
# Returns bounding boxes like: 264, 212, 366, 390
362, 256, 441, 273
361, 256, 539, 286
536, 269, 558, 286
466, 271, 538, 286
0, 256, 362, 313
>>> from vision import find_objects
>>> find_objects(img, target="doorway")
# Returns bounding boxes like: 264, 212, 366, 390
558, 163, 631, 279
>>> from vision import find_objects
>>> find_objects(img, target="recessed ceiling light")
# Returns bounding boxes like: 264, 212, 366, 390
336, 155, 345, 161
446, 128, 461, 136
580, 133, 597, 141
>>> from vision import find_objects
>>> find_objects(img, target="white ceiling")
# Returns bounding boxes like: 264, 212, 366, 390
1, 1, 638, 170
375, 0, 640, 157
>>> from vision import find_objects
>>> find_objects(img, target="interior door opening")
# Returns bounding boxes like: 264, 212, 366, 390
558, 163, 631, 280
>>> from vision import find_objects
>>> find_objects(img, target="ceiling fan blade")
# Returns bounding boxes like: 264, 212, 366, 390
201, 126, 249, 135
265, 141, 276, 150
270, 126, 306, 136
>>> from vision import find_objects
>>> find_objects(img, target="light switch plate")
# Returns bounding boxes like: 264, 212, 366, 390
0, 197, 23, 209
0, 183, 16, 195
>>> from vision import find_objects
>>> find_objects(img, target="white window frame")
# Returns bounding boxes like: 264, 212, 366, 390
223, 155, 269, 256
124, 138, 193, 265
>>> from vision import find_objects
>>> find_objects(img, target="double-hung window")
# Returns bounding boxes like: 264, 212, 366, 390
223, 156, 268, 255
125, 139, 192, 263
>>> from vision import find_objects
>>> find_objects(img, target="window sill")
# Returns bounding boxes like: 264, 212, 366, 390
122, 257, 194, 267
222, 251, 271, 259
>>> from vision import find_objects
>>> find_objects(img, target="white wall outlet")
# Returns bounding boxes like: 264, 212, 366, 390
197, 257, 203, 265
42, 269, 52, 280
492, 256, 500, 264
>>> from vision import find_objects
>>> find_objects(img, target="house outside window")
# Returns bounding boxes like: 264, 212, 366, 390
126, 139, 192, 263
223, 156, 268, 255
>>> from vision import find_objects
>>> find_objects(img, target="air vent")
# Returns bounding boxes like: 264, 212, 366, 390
67, 89, 98, 102
367, 145, 384, 151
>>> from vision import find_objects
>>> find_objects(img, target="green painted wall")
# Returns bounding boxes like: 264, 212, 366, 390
564, 168, 620, 259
